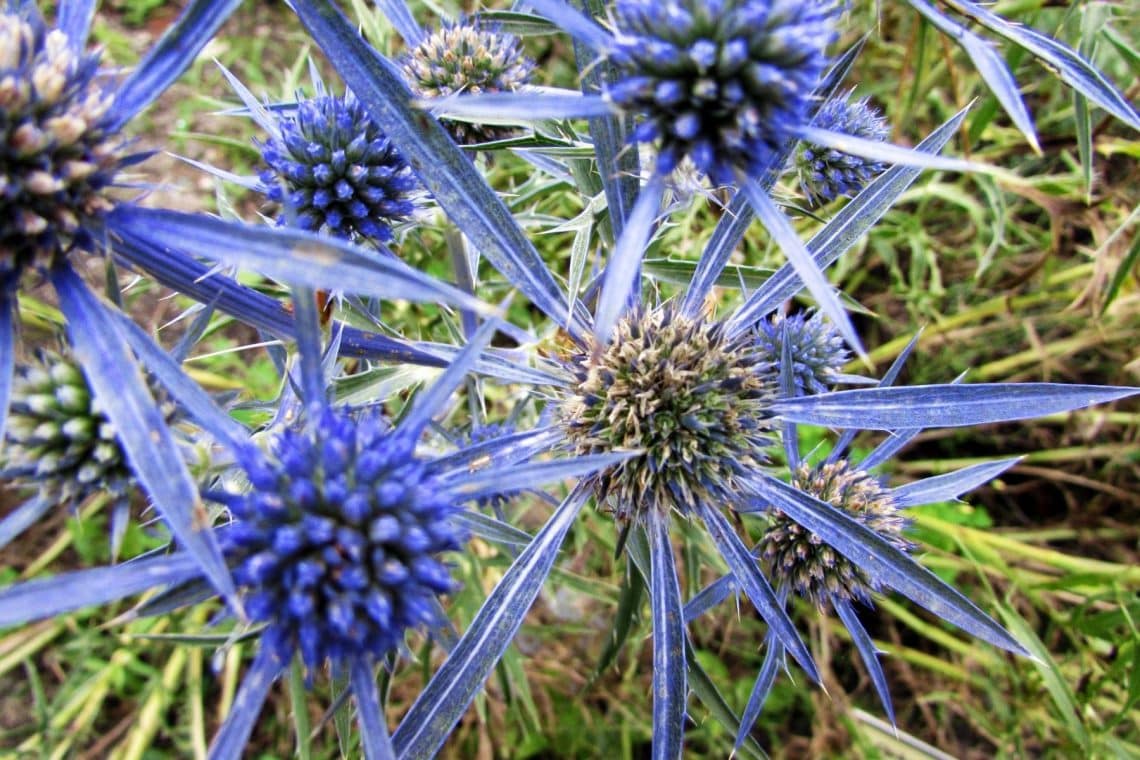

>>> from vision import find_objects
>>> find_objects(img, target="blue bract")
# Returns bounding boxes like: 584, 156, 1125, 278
219, 407, 465, 672
258, 90, 417, 243
606, 0, 838, 183
796, 91, 889, 206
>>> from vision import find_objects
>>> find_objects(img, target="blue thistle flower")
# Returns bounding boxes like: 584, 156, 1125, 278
562, 302, 774, 520
759, 459, 911, 607
465, 421, 523, 519
606, 0, 839, 183
754, 310, 850, 393
257, 89, 417, 244
687, 413, 1029, 740
220, 406, 465, 671
0, 348, 179, 554
0, 10, 122, 284
401, 19, 535, 146
795, 91, 888, 206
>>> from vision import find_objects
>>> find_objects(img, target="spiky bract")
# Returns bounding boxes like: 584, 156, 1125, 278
607, 0, 837, 183
561, 304, 775, 521
0, 12, 121, 285
760, 460, 910, 606
258, 91, 416, 244
219, 407, 465, 670
402, 20, 535, 145
2, 351, 157, 504
754, 311, 849, 393
796, 91, 888, 206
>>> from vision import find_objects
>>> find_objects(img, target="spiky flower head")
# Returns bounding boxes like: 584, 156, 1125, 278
2, 350, 159, 504
258, 90, 416, 244
606, 0, 838, 184
402, 20, 535, 145
1, 11, 122, 285
796, 91, 889, 206
754, 310, 849, 393
760, 460, 911, 607
561, 304, 775, 521
219, 407, 466, 670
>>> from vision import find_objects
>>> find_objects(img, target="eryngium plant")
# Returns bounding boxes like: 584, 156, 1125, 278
0, 0, 247, 602
0, 326, 623, 759
280, 4, 1140, 756
604, 0, 837, 183
753, 310, 855, 394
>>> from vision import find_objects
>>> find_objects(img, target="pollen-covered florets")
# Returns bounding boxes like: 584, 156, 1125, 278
219, 407, 465, 670
1, 351, 155, 504
402, 20, 535, 145
561, 304, 775, 521
754, 311, 849, 393
760, 460, 910, 607
607, 0, 838, 183
257, 91, 416, 244
796, 91, 889, 206
1, 12, 120, 283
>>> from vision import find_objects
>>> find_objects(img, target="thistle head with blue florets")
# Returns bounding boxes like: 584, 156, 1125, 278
796, 90, 889, 206
257, 89, 417, 245
218, 406, 465, 671
2, 350, 134, 504
755, 310, 850, 394
759, 459, 912, 608
606, 0, 838, 183
0, 9, 124, 286
401, 19, 535, 146
560, 303, 776, 522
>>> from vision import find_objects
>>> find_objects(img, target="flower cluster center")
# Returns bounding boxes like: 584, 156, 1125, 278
561, 305, 774, 521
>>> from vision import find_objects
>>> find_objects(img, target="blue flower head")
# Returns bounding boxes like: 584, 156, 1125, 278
220, 406, 465, 671
401, 19, 535, 146
2, 349, 171, 505
561, 302, 775, 521
606, 0, 839, 183
759, 459, 911, 607
754, 310, 850, 393
796, 91, 889, 206
0, 10, 122, 284
257, 90, 417, 244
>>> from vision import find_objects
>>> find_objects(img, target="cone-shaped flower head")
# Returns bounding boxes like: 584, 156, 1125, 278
258, 90, 416, 244
0, 11, 121, 284
561, 303, 775, 521
760, 459, 911, 607
606, 0, 838, 183
220, 407, 466, 670
2, 351, 160, 504
754, 311, 849, 393
796, 91, 889, 206
402, 20, 535, 145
